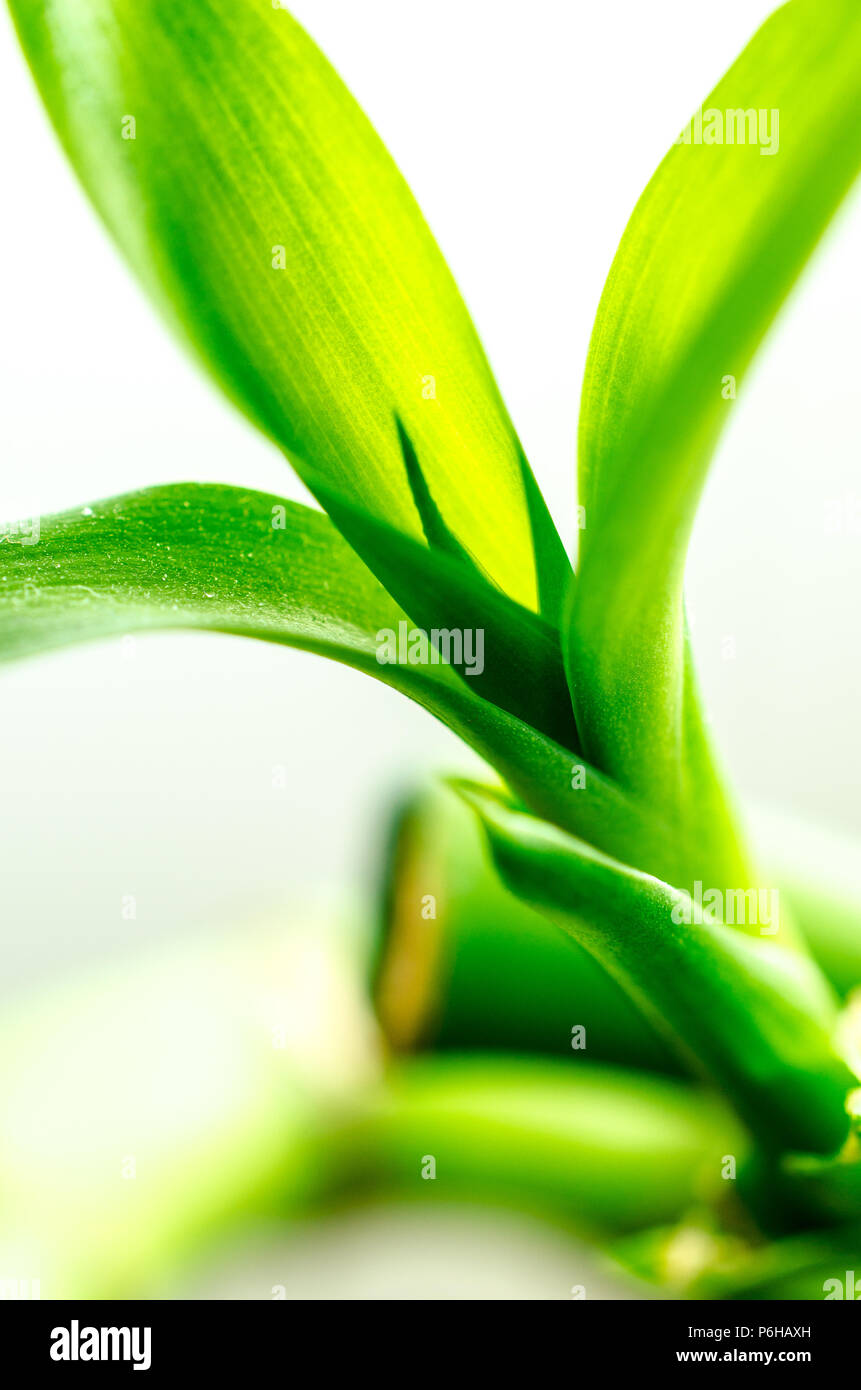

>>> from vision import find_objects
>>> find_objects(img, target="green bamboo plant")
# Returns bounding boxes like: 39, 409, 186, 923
4, 0, 861, 1298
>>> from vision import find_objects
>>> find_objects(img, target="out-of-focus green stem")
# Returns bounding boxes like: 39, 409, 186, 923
323, 1054, 744, 1239
371, 785, 677, 1073
371, 789, 861, 1080
687, 1223, 861, 1300
0, 920, 375, 1299
754, 810, 861, 998
0, 918, 743, 1297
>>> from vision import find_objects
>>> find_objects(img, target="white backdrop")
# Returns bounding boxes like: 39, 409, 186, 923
1, 0, 859, 1000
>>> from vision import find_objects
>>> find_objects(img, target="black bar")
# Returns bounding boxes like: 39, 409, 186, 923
3, 1298, 858, 1375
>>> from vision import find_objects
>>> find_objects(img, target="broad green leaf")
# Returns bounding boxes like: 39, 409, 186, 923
8, 0, 569, 615
0, 483, 549, 742
0, 485, 663, 877
462, 786, 855, 1155
570, 0, 861, 853
0, 483, 413, 673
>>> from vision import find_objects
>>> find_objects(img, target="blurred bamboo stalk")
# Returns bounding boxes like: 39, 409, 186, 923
0, 916, 741, 1297
371, 785, 678, 1072
324, 1054, 742, 1239
372, 788, 861, 1070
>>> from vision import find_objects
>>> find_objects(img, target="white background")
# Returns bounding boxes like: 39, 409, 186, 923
1, 0, 859, 1000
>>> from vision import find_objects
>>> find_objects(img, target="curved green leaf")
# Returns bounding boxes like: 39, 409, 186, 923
8, 0, 569, 615
570, 0, 861, 850
0, 484, 409, 672
0, 485, 664, 879
0, 482, 559, 754
462, 785, 855, 1156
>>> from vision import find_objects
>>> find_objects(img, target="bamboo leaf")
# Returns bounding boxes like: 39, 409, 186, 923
461, 786, 855, 1155
0, 485, 664, 878
8, 0, 569, 615
570, 0, 861, 860
0, 484, 408, 672
0, 483, 556, 750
